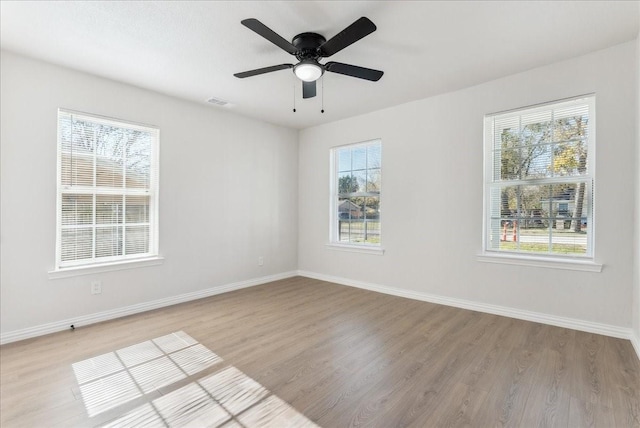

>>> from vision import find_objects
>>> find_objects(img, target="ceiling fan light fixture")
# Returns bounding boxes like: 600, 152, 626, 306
294, 61, 323, 82
235, 17, 383, 99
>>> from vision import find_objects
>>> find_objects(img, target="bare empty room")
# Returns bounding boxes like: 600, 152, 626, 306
1, 1, 639, 427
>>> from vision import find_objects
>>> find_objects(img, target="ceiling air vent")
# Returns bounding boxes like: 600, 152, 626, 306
206, 97, 230, 107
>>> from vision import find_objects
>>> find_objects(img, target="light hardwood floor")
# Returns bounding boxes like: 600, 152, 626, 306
1, 276, 639, 427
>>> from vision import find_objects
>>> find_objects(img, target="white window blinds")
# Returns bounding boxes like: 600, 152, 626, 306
56, 110, 159, 269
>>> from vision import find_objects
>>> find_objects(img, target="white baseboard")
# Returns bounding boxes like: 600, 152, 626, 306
0, 271, 297, 345
631, 331, 640, 361
5, 269, 638, 361
298, 270, 635, 342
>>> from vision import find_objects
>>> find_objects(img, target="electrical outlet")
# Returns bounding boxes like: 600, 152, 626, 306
258, 256, 264, 266
91, 281, 102, 295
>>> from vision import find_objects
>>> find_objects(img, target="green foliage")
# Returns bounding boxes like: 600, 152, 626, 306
338, 175, 359, 194
499, 114, 588, 221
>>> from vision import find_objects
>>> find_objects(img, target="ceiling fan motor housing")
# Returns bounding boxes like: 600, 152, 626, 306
292, 33, 326, 61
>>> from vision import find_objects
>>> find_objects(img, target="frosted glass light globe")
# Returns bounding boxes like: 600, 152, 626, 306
294, 62, 323, 82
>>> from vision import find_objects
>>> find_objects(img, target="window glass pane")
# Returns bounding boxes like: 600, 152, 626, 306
126, 132, 152, 189
338, 172, 358, 194
352, 170, 367, 192
96, 226, 123, 258
337, 197, 352, 241
553, 105, 589, 141
496, 148, 521, 181
60, 115, 72, 146
521, 111, 552, 145
125, 196, 150, 224
552, 140, 588, 177
61, 118, 96, 187
62, 194, 93, 225
337, 198, 372, 244
338, 198, 360, 221
366, 169, 381, 193
489, 185, 517, 218
497, 125, 520, 150
337, 149, 351, 173
551, 234, 587, 255
61, 228, 93, 261
363, 221, 380, 245
126, 225, 149, 255
71, 119, 96, 155
95, 124, 126, 159
352, 147, 366, 170
512, 184, 549, 254
96, 156, 124, 187
521, 144, 552, 180
61, 153, 94, 187
348, 224, 365, 244
517, 184, 545, 218
367, 144, 381, 168
364, 197, 380, 220
96, 195, 123, 225
364, 197, 380, 244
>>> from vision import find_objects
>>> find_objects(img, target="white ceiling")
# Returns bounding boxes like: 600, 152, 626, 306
1, 1, 638, 130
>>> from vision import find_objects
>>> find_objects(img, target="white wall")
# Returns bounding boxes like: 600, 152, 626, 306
299, 41, 637, 331
0, 51, 299, 336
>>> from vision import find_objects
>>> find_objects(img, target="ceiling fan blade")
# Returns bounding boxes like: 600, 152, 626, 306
234, 64, 293, 78
325, 62, 383, 81
302, 81, 317, 99
319, 17, 377, 57
241, 18, 298, 55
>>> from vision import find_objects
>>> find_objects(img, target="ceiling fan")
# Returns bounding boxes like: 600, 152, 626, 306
234, 17, 384, 99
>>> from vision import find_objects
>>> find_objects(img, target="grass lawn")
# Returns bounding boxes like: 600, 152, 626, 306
516, 228, 587, 235
499, 241, 586, 255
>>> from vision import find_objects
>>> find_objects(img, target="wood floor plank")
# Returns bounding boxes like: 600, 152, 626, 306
602, 336, 640, 427
478, 346, 543, 427
1, 277, 639, 428
421, 382, 489, 428
518, 347, 572, 427
568, 396, 617, 428
311, 308, 476, 427
571, 331, 610, 408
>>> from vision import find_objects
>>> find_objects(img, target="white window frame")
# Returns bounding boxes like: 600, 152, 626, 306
328, 139, 383, 255
480, 95, 602, 272
53, 109, 160, 274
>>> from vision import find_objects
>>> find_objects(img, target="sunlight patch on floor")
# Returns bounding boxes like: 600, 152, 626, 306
72, 331, 221, 417
78, 370, 140, 417
72, 331, 319, 427
200, 366, 269, 415
103, 366, 319, 428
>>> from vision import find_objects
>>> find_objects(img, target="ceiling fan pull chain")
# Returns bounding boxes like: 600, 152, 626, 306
293, 80, 296, 113
321, 76, 325, 113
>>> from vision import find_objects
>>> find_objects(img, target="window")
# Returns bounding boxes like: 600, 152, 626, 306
331, 140, 381, 246
484, 96, 594, 259
56, 110, 159, 270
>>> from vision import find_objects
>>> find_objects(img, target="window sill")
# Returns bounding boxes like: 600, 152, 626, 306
326, 243, 385, 255
477, 252, 602, 272
48, 256, 164, 279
